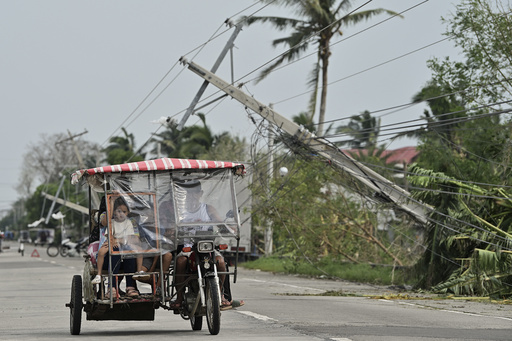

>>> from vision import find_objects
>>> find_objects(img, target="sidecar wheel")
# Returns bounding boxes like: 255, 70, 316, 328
205, 277, 221, 335
70, 275, 83, 335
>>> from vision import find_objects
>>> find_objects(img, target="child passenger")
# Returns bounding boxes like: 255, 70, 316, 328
91, 196, 140, 298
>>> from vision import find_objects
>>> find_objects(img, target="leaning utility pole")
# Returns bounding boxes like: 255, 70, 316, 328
182, 60, 430, 225
177, 22, 243, 130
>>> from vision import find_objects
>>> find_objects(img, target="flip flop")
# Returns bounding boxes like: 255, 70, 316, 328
126, 287, 140, 298
133, 271, 151, 281
221, 297, 231, 307
231, 299, 245, 308
105, 288, 117, 299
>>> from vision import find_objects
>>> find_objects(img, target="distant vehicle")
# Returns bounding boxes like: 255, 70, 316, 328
34, 228, 54, 246
18, 230, 31, 243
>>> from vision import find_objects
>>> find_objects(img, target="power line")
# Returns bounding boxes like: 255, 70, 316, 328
101, 1, 268, 148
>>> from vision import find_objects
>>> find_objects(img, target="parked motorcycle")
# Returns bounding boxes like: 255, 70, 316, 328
59, 236, 89, 257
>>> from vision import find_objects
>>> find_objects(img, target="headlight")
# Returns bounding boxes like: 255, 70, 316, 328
197, 241, 214, 253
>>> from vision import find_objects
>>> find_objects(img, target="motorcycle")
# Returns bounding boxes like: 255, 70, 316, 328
179, 234, 226, 335
59, 236, 89, 257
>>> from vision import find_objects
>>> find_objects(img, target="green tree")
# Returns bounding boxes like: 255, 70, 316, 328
409, 165, 512, 296
102, 127, 145, 165
18, 133, 101, 196
5, 133, 101, 235
335, 110, 381, 149
151, 114, 249, 161
200, 133, 248, 161
178, 113, 215, 159
150, 118, 185, 158
252, 157, 417, 268
410, 0, 512, 184
243, 1, 399, 136
0, 199, 27, 235
292, 111, 316, 134
150, 114, 213, 159
412, 82, 466, 145
430, 0, 512, 108
407, 0, 512, 294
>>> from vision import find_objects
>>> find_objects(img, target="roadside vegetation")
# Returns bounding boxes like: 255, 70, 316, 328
242, 256, 412, 286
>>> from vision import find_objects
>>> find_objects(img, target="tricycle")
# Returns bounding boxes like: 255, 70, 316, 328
67, 157, 245, 335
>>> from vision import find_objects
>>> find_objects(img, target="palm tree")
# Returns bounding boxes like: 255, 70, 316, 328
335, 110, 381, 149
149, 114, 213, 159
202, 134, 248, 161
102, 127, 145, 165
178, 113, 215, 159
243, 1, 399, 136
292, 111, 317, 133
150, 114, 248, 161
411, 81, 466, 145
150, 118, 184, 158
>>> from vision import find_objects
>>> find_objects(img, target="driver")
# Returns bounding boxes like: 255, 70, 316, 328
172, 180, 229, 309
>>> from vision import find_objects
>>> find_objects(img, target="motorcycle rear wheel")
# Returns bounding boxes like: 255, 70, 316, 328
190, 315, 203, 331
60, 245, 69, 257
79, 244, 88, 256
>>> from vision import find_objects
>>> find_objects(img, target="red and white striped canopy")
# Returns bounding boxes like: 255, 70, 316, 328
71, 158, 244, 184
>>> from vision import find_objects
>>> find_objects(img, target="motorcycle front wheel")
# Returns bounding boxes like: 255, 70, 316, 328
205, 277, 221, 335
46, 244, 59, 257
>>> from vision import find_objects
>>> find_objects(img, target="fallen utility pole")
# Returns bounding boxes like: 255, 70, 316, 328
41, 192, 89, 215
182, 59, 430, 225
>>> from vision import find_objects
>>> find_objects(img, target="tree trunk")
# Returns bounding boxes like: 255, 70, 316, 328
317, 39, 330, 137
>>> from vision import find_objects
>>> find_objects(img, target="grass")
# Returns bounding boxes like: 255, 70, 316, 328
241, 255, 414, 286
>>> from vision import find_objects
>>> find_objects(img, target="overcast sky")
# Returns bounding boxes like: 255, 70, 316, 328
0, 0, 460, 214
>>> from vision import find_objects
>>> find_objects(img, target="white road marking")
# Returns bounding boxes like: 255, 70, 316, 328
372, 298, 512, 322
238, 310, 277, 322
331, 339, 353, 341
245, 278, 325, 292
395, 301, 512, 321
435, 307, 512, 321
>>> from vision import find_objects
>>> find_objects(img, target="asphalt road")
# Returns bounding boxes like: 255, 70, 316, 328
1, 240, 511, 341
